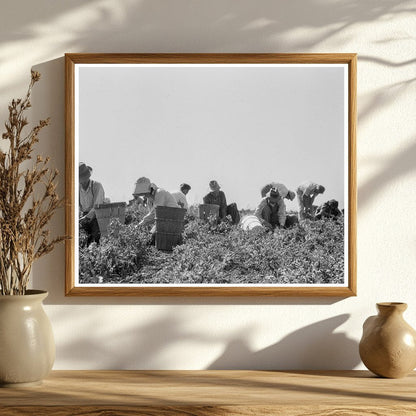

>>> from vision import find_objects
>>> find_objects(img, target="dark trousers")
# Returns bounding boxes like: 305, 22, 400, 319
226, 203, 240, 225
81, 217, 101, 246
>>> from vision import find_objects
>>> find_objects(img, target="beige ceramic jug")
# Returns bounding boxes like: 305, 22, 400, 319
0, 290, 55, 386
359, 302, 416, 378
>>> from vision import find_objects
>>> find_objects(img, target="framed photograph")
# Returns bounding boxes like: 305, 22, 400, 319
65, 53, 356, 296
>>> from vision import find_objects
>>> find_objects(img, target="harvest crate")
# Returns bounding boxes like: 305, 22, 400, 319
95, 202, 127, 236
155, 206, 186, 251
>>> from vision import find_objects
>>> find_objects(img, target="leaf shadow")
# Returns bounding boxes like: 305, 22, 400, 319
207, 314, 360, 370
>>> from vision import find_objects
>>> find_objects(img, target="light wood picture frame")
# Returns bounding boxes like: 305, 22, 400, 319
65, 53, 357, 296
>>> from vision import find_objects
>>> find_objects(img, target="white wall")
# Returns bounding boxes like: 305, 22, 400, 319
1, 0, 415, 370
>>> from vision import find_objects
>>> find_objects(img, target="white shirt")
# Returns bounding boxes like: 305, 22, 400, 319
297, 181, 320, 197
170, 190, 188, 211
140, 188, 179, 226
79, 180, 105, 219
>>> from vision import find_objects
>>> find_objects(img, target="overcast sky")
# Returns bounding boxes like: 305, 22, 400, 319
77, 64, 347, 211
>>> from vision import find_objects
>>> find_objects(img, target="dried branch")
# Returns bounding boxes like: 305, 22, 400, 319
0, 71, 66, 295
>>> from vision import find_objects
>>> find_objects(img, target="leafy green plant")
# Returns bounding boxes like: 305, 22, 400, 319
78, 220, 149, 283
79, 211, 345, 285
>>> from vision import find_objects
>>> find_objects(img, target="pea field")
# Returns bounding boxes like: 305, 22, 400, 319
78, 205, 345, 285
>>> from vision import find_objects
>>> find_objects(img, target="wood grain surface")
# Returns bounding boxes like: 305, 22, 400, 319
1, 370, 415, 415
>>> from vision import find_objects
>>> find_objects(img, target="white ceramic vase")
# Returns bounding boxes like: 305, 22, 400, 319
0, 290, 55, 387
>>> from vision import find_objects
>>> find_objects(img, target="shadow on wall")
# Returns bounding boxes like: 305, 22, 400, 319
207, 314, 360, 370
358, 78, 416, 129
55, 311, 212, 369
359, 138, 416, 209
0, 0, 414, 98
30, 57, 67, 301
1, 0, 413, 50
54, 309, 359, 370
48, 0, 414, 53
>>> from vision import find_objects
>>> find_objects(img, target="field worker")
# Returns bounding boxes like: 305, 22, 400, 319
133, 177, 179, 229
254, 187, 286, 231
260, 183, 297, 228
315, 199, 342, 220
171, 183, 191, 211
296, 181, 325, 220
261, 182, 296, 201
203, 180, 227, 219
79, 162, 105, 246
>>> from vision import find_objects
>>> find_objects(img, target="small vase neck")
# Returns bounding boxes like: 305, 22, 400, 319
377, 302, 407, 316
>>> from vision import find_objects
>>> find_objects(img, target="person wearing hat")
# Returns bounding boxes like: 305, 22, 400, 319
203, 180, 227, 219
261, 182, 297, 228
79, 162, 105, 245
254, 187, 286, 231
170, 183, 191, 211
315, 199, 342, 220
296, 181, 326, 220
261, 183, 296, 202
133, 177, 179, 228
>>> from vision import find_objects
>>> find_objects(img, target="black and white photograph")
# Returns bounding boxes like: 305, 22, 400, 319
65, 54, 356, 296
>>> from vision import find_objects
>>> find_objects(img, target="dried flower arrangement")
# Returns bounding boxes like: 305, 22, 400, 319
0, 71, 65, 295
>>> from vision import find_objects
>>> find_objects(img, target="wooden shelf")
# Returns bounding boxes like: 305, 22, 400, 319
1, 370, 415, 415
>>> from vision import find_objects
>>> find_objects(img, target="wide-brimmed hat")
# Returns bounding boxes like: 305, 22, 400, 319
209, 180, 220, 191
272, 182, 287, 197
180, 183, 191, 190
79, 162, 92, 178
133, 177, 152, 195
268, 187, 280, 199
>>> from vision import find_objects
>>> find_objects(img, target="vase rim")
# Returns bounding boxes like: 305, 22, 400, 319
0, 289, 48, 301
24, 289, 48, 296
377, 302, 407, 311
